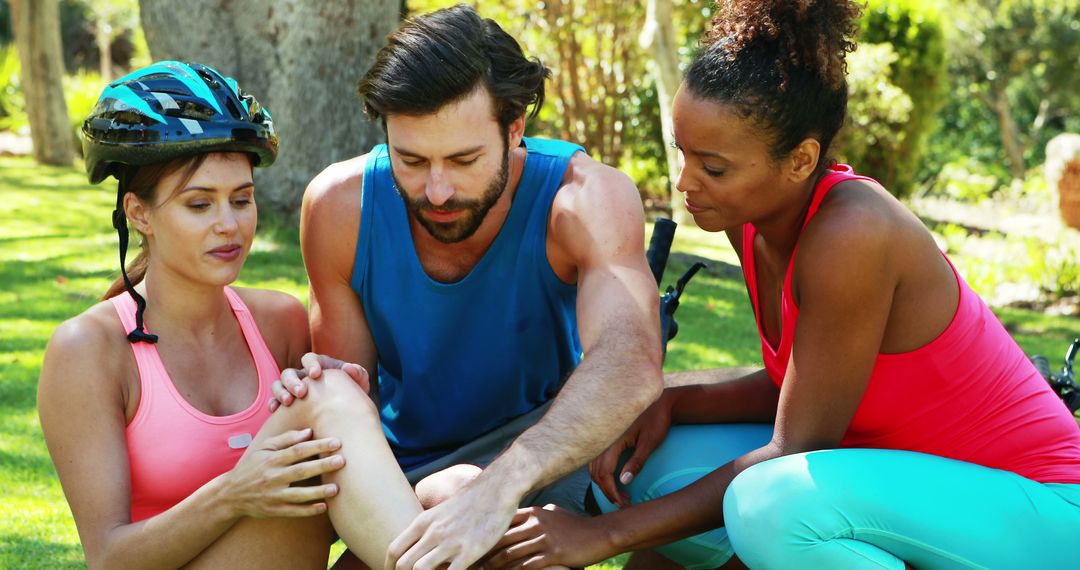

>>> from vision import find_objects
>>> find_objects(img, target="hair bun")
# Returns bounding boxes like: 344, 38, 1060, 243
706, 0, 860, 91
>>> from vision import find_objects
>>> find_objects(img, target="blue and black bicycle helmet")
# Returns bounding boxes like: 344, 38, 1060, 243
82, 61, 278, 343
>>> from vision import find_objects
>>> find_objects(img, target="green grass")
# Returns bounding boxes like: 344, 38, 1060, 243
0, 157, 312, 568
2, 156, 1078, 568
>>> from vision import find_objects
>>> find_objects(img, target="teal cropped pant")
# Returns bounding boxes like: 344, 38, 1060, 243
593, 424, 1080, 569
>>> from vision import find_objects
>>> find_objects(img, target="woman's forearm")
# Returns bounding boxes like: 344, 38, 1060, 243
667, 368, 780, 424
90, 475, 239, 570
596, 440, 791, 556
601, 461, 738, 554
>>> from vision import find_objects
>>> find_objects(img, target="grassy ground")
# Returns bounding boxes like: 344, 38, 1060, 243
2, 156, 1078, 568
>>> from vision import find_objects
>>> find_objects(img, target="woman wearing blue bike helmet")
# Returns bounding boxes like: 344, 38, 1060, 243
38, 61, 421, 568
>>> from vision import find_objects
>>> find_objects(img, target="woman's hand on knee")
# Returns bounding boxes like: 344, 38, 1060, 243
222, 427, 346, 518
269, 353, 369, 412
589, 391, 675, 507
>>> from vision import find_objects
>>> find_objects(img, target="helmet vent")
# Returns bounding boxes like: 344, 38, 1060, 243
223, 96, 243, 120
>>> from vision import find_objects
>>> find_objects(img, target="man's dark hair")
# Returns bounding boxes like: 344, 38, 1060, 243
357, 4, 549, 132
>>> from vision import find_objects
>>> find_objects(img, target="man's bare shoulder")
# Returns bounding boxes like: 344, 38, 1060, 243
304, 154, 368, 215
552, 151, 642, 226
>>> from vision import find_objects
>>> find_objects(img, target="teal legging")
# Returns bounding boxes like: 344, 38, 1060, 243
593, 424, 1080, 569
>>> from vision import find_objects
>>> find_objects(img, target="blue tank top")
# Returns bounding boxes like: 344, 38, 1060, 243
351, 137, 584, 469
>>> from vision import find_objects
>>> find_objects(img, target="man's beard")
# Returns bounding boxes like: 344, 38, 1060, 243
393, 146, 511, 244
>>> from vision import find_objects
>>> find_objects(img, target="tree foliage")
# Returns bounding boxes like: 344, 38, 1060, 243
837, 43, 913, 190
409, 0, 711, 206
838, 0, 946, 198
946, 0, 1080, 182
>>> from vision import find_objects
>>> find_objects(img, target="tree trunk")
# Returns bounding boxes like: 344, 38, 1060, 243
139, 0, 399, 218
640, 0, 688, 223
96, 16, 113, 82
11, 0, 74, 166
989, 86, 1027, 182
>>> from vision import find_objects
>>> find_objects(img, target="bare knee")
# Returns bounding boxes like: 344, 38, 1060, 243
291, 368, 378, 423
414, 464, 482, 509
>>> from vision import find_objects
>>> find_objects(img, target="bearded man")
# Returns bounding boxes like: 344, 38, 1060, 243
280, 5, 662, 567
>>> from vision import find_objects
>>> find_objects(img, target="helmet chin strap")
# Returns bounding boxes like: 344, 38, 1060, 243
114, 175, 158, 344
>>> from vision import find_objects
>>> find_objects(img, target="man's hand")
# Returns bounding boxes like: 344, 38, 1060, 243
386, 474, 521, 570
589, 390, 675, 507
268, 352, 369, 411
482, 505, 614, 569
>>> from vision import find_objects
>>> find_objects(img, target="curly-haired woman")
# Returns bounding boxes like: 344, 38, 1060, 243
484, 2, 1080, 568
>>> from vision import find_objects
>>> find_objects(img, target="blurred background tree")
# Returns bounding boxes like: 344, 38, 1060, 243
835, 0, 947, 199
10, 0, 73, 165
138, 0, 399, 217
0, 0, 1077, 296
945, 0, 1080, 184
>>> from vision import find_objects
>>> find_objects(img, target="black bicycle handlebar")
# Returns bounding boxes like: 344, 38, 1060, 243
647, 218, 677, 286
645, 218, 706, 361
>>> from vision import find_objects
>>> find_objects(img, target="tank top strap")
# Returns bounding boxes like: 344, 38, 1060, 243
799, 164, 861, 232
785, 164, 883, 282
222, 287, 280, 391
109, 292, 162, 376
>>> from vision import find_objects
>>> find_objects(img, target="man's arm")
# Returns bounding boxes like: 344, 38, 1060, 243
388, 153, 663, 569
300, 156, 379, 374
489, 153, 664, 493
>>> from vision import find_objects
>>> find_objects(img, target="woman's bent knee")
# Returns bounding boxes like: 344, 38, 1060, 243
724, 455, 817, 563
415, 464, 481, 509
292, 369, 378, 423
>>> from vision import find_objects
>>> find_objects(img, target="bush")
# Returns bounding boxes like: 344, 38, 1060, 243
932, 160, 1004, 203
63, 70, 106, 156
843, 0, 947, 198
837, 43, 912, 186
0, 44, 26, 132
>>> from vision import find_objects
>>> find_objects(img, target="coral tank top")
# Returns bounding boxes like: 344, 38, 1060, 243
742, 164, 1080, 483
111, 288, 277, 521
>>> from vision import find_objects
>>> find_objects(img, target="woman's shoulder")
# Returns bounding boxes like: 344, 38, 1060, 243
229, 287, 309, 367
794, 178, 908, 282
42, 299, 132, 396
230, 287, 306, 323
49, 299, 127, 355
806, 177, 912, 249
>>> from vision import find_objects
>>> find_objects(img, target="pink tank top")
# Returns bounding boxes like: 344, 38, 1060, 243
742, 164, 1080, 483
111, 288, 278, 522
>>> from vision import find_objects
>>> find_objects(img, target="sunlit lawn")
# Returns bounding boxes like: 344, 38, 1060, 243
2, 156, 1078, 568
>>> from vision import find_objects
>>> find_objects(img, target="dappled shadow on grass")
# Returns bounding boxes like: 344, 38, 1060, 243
0, 359, 42, 413
0, 534, 84, 569
0, 446, 55, 482
0, 258, 110, 321
242, 247, 307, 285
0, 233, 89, 245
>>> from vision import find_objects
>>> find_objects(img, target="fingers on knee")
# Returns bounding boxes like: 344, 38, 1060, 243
304, 369, 377, 417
